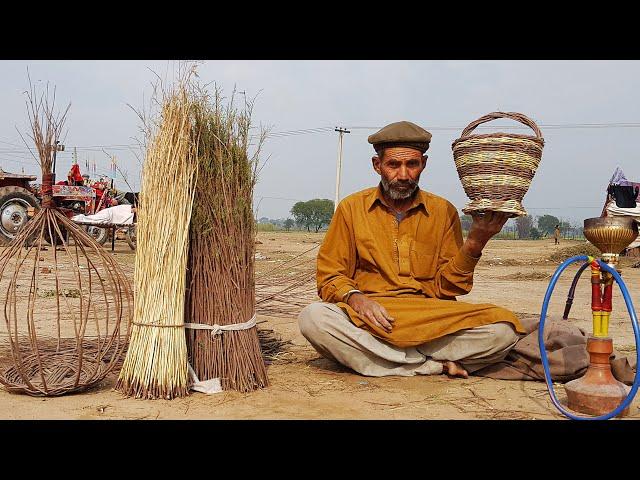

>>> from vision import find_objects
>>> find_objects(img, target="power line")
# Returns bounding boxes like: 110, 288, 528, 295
257, 196, 305, 201
3, 120, 640, 151
0, 139, 27, 148
347, 122, 640, 131
0, 156, 39, 166
523, 206, 602, 209
263, 127, 334, 139
268, 127, 333, 136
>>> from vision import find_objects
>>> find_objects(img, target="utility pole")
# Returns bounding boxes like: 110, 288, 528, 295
72, 146, 78, 165
334, 127, 350, 212
111, 155, 116, 188
52, 141, 64, 174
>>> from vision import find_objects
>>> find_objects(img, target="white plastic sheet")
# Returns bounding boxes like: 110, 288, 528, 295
72, 204, 134, 225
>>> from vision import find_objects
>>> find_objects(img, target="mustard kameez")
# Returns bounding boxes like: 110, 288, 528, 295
316, 186, 524, 348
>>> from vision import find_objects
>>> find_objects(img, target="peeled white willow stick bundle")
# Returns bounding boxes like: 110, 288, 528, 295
115, 81, 199, 400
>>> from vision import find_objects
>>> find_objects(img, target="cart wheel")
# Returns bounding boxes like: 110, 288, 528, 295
87, 226, 108, 245
125, 225, 137, 250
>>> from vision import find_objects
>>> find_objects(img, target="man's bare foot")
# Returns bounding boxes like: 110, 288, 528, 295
442, 361, 469, 379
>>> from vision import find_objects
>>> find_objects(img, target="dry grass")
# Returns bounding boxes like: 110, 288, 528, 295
498, 271, 552, 281
546, 242, 602, 263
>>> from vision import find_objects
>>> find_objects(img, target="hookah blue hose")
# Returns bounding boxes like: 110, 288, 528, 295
539, 255, 640, 420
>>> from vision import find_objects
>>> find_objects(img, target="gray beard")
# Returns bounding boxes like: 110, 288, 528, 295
380, 177, 419, 200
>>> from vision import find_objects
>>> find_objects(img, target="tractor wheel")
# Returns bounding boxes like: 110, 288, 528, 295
0, 186, 40, 246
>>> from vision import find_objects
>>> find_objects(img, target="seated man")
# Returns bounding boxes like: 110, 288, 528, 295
298, 120, 526, 378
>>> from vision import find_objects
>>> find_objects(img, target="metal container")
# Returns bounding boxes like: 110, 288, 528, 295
584, 217, 638, 263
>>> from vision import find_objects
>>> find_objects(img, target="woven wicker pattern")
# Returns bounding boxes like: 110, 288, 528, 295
452, 112, 544, 217
0, 206, 133, 397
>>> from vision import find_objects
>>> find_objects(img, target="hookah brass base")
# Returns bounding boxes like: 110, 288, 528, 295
564, 337, 630, 417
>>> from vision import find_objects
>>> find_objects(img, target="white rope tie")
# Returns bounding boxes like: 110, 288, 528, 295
184, 314, 256, 337
185, 314, 257, 395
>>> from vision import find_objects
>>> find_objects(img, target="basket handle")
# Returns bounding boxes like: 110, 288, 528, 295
460, 111, 543, 139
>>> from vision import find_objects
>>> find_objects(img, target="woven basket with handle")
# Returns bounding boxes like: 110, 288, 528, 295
451, 111, 544, 217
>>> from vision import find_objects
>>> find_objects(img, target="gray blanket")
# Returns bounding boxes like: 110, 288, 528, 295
473, 314, 637, 384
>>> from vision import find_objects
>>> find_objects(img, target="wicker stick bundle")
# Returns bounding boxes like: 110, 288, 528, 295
451, 111, 544, 217
185, 88, 268, 392
115, 76, 200, 399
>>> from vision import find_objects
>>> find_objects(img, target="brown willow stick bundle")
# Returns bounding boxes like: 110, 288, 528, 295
115, 75, 199, 399
185, 87, 268, 392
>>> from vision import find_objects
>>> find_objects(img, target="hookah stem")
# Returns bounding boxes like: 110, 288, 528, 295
601, 271, 614, 338
591, 260, 604, 337
563, 262, 589, 319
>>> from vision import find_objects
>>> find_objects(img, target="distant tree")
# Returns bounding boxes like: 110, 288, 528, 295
559, 220, 571, 237
572, 224, 584, 239
460, 214, 473, 232
291, 201, 313, 231
284, 218, 294, 231
515, 215, 534, 239
529, 227, 543, 240
504, 219, 518, 239
255, 222, 276, 232
308, 198, 335, 232
291, 199, 334, 233
537, 214, 561, 235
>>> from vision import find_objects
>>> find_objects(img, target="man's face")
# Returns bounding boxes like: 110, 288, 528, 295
372, 147, 427, 200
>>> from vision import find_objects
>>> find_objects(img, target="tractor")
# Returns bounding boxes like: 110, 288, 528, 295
0, 170, 41, 245
0, 168, 136, 249
0, 169, 97, 246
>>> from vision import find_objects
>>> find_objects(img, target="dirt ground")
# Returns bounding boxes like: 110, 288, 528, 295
0, 232, 638, 420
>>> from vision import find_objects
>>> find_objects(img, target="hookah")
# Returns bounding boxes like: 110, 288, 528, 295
539, 216, 640, 420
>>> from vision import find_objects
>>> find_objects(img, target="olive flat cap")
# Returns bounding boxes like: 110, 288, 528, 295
368, 121, 432, 153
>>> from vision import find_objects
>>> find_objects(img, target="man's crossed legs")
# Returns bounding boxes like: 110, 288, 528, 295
298, 302, 519, 378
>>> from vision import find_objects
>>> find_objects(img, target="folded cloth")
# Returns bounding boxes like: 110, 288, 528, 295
608, 184, 639, 209
473, 313, 636, 384
72, 204, 134, 225
605, 201, 640, 249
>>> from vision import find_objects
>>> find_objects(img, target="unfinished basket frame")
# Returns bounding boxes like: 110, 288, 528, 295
0, 173, 133, 396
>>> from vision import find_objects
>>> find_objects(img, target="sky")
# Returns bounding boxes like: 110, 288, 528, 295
1, 60, 639, 226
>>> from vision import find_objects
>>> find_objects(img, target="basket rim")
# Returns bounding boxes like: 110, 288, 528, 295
452, 131, 545, 148
458, 111, 544, 140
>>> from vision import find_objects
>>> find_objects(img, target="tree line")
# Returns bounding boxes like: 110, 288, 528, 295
460, 213, 584, 240
257, 203, 582, 240
256, 198, 335, 233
